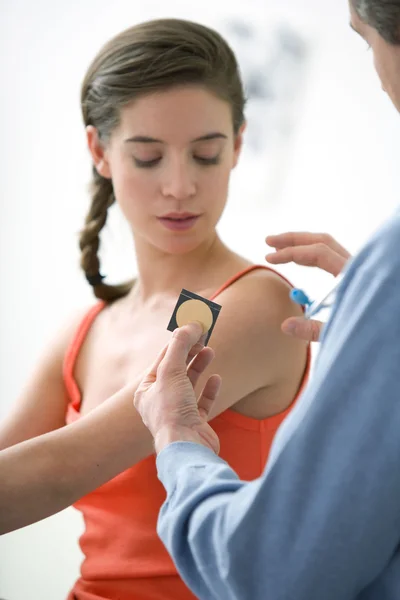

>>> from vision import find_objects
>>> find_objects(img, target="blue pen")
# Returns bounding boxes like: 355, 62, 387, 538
290, 275, 344, 319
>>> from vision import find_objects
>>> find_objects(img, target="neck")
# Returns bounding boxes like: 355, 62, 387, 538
131, 233, 232, 302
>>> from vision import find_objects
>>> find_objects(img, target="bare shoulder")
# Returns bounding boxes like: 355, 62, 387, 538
203, 267, 308, 419
40, 304, 100, 366
213, 267, 303, 343
0, 304, 98, 449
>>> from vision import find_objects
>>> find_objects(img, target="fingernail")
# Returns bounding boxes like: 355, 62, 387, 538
283, 322, 296, 334
190, 320, 206, 336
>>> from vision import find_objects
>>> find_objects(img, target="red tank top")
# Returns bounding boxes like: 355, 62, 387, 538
64, 265, 311, 600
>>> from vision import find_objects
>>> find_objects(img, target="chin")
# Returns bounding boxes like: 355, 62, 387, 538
136, 219, 219, 255
156, 238, 206, 256
152, 227, 214, 255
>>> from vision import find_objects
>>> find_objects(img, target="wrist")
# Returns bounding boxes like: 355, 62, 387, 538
154, 425, 206, 454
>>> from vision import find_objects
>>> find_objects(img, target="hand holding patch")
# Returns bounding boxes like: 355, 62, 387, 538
167, 289, 222, 345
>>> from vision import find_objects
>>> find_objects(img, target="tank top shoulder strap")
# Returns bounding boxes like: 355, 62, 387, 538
63, 301, 106, 407
210, 264, 294, 301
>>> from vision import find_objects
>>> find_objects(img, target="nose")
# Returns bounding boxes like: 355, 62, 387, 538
161, 158, 196, 201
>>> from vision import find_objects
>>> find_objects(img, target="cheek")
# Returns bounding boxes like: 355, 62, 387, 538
201, 165, 232, 203
111, 160, 156, 216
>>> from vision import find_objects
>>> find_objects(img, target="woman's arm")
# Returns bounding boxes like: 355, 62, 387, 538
0, 380, 151, 534
194, 268, 308, 420
0, 338, 217, 535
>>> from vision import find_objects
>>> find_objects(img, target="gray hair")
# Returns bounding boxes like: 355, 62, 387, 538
353, 0, 400, 44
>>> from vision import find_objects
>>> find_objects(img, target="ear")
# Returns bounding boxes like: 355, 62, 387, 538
86, 126, 112, 179
232, 122, 247, 168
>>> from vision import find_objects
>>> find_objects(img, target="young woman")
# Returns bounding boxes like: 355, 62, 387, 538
0, 18, 310, 600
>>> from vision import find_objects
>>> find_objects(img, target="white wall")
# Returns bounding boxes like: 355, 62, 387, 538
1, 1, 400, 598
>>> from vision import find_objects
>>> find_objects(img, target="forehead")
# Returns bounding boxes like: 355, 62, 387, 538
117, 86, 233, 139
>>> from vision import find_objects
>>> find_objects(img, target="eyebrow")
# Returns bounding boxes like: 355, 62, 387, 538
124, 132, 228, 144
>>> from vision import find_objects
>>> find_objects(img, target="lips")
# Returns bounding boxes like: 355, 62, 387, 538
157, 213, 201, 231
160, 213, 200, 220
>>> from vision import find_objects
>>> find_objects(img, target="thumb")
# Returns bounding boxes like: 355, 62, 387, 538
281, 316, 324, 342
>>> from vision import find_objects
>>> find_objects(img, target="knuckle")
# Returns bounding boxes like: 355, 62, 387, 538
315, 242, 327, 253
316, 232, 328, 243
315, 243, 329, 265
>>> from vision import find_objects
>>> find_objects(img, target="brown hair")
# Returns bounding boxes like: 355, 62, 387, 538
79, 18, 246, 301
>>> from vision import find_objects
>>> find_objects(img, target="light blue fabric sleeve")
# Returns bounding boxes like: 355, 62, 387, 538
156, 212, 400, 600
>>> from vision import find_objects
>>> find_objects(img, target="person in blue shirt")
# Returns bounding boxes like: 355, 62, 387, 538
132, 2, 400, 599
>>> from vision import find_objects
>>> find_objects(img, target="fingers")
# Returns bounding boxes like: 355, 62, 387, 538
185, 333, 208, 367
266, 232, 351, 260
281, 316, 324, 342
160, 322, 204, 376
266, 243, 347, 276
198, 374, 222, 420
187, 347, 215, 389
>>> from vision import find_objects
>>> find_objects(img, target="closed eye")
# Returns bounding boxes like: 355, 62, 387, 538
133, 155, 220, 168
195, 155, 220, 166
133, 157, 161, 168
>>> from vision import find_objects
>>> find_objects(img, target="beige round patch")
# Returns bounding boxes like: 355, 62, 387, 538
176, 299, 213, 334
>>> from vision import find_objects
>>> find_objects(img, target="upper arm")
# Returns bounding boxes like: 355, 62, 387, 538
198, 270, 308, 420
0, 309, 90, 450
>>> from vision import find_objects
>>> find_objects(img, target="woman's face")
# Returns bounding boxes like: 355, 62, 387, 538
349, 2, 400, 113
88, 85, 244, 255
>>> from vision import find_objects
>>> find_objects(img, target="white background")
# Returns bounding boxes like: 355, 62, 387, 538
1, 0, 400, 598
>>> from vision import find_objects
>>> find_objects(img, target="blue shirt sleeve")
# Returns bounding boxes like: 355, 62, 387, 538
156, 213, 400, 600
